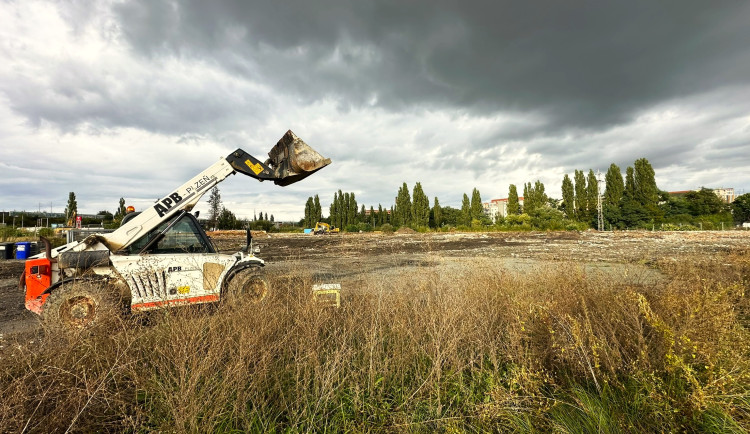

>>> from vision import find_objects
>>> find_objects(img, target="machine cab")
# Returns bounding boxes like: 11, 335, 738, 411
124, 213, 216, 255
110, 212, 233, 311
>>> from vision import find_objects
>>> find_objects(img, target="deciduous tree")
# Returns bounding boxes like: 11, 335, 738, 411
208, 187, 221, 230
685, 188, 728, 216
65, 192, 78, 223
603, 164, 624, 227
411, 182, 430, 227
586, 169, 599, 224
621, 166, 647, 227
634, 158, 660, 220
217, 207, 238, 230
460, 193, 471, 226
560, 174, 574, 219
114, 198, 127, 220
732, 193, 750, 224
394, 183, 411, 226
508, 185, 519, 215
574, 170, 586, 221
470, 188, 483, 222
433, 197, 442, 228
313, 194, 322, 223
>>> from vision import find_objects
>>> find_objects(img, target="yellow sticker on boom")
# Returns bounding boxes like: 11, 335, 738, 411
177, 286, 190, 294
245, 160, 264, 175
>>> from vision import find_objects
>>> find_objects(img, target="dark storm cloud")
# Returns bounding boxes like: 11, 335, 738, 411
105, 0, 750, 133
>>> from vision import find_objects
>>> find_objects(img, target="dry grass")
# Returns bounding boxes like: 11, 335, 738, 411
1, 251, 749, 432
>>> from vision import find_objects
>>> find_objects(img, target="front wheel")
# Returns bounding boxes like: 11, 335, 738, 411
223, 269, 270, 303
42, 281, 125, 331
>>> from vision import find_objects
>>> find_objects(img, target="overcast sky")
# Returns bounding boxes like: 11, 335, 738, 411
2, 0, 749, 222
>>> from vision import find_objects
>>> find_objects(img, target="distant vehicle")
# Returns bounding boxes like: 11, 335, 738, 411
314, 222, 340, 235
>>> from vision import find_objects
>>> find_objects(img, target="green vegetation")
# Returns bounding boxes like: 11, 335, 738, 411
508, 184, 520, 215
2, 251, 748, 432
208, 186, 222, 229
733, 193, 750, 224
64, 191, 77, 223
327, 190, 358, 230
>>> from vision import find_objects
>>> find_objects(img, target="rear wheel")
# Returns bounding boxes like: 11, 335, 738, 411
43, 281, 125, 331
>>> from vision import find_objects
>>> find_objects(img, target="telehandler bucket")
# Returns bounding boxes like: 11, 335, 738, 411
227, 130, 332, 186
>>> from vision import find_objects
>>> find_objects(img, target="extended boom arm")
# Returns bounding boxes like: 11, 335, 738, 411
83, 130, 329, 252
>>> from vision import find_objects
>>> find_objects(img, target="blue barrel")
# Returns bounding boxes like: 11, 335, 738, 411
15, 242, 32, 260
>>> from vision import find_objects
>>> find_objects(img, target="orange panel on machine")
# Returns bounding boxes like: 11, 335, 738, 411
24, 257, 52, 314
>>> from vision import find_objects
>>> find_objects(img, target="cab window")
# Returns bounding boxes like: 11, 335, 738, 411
128, 214, 213, 254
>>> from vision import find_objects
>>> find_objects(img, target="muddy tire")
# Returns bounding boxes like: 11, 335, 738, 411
42, 281, 126, 332
224, 270, 270, 303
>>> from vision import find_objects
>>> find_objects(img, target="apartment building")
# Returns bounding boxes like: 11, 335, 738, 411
482, 197, 525, 223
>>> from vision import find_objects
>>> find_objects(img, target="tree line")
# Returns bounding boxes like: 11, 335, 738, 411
302, 157, 749, 232
9, 157, 750, 235
302, 182, 489, 232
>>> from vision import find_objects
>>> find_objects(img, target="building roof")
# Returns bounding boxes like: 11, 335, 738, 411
487, 197, 525, 203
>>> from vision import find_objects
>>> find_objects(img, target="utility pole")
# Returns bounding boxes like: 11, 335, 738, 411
596, 170, 604, 231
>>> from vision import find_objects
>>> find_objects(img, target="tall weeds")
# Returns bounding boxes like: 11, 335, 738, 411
1, 252, 748, 432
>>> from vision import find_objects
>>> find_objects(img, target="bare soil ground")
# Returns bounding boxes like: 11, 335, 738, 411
2, 230, 748, 340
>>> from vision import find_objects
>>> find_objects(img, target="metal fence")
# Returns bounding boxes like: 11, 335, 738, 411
66, 228, 116, 244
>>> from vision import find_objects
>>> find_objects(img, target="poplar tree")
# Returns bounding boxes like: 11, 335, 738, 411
304, 197, 314, 227
621, 166, 647, 227
208, 187, 221, 229
313, 194, 322, 223
574, 170, 586, 221
523, 181, 547, 214
343, 193, 351, 227
523, 183, 531, 211
508, 184, 519, 215
65, 192, 78, 223
330, 192, 338, 228
337, 189, 344, 227
412, 182, 430, 227
433, 197, 442, 228
115, 197, 128, 220
534, 180, 548, 209
561, 174, 574, 219
370, 206, 375, 226
586, 169, 599, 224
460, 193, 471, 226
470, 188, 483, 222
634, 158, 660, 220
351, 193, 358, 225
604, 164, 624, 227
395, 183, 411, 226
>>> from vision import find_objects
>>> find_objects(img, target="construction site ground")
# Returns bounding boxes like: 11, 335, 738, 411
1, 230, 748, 339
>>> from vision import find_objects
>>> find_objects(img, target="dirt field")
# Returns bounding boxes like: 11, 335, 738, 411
2, 230, 748, 339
